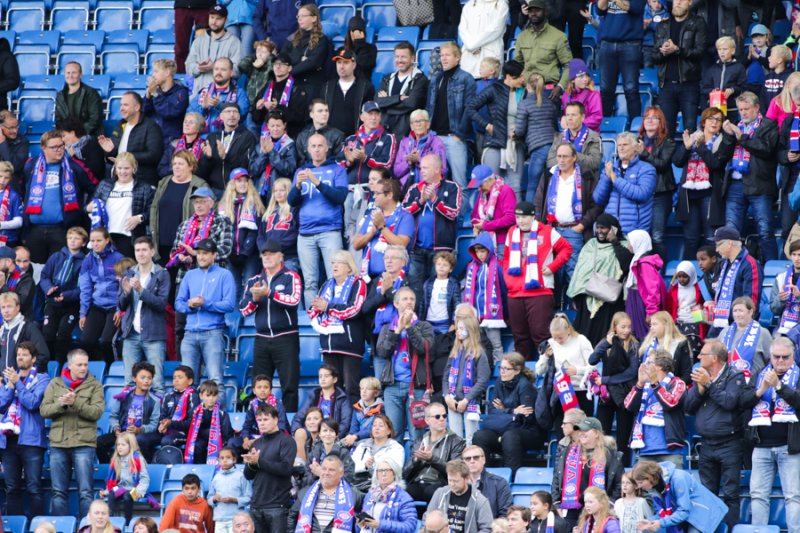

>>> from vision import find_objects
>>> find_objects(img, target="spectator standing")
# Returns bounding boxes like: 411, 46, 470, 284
323, 49, 378, 139
257, 178, 300, 272
457, 0, 508, 79
716, 296, 771, 380
514, 0, 571, 100
516, 74, 559, 203
393, 110, 447, 189
652, 0, 707, 135
710, 226, 763, 332
295, 100, 345, 164
0, 112, 30, 191
59, 119, 105, 187
700, 36, 746, 116
560, 59, 602, 132
625, 230, 667, 339
280, 4, 331, 97
250, 111, 298, 203
143, 59, 191, 144
0, 162, 23, 248
252, 0, 297, 49
425, 42, 476, 190
344, 16, 376, 82
0, 341, 49, 519
198, 103, 257, 195
207, 447, 252, 533
40, 349, 104, 518
186, 5, 243, 95
761, 45, 793, 112
0, 38, 18, 112
219, 0, 256, 56
375, 43, 430, 139
55, 62, 104, 137
238, 40, 276, 136
638, 311, 694, 384
173, 0, 214, 73
250, 53, 310, 139
469, 166, 517, 261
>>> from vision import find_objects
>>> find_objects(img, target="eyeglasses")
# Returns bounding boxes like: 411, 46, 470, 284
499, 365, 514, 371
46, 144, 65, 151
376, 468, 393, 474
643, 116, 660, 122
706, 117, 723, 123
773, 354, 792, 361
428, 414, 447, 420
463, 455, 484, 461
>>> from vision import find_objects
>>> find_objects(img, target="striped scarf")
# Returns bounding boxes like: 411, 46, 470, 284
185, 402, 222, 467
201, 82, 238, 131
724, 320, 761, 379
475, 177, 504, 222
561, 443, 605, 509
310, 276, 356, 335
630, 372, 673, 449
175, 136, 203, 161
463, 256, 504, 327
0, 368, 37, 434
563, 125, 589, 152
713, 254, 743, 328
171, 387, 195, 422
359, 205, 402, 282
750, 363, 800, 426
779, 266, 800, 334
294, 479, 354, 533
683, 134, 719, 190
90, 198, 109, 231
546, 164, 583, 224
166, 212, 215, 268
732, 115, 762, 174
106, 451, 160, 509
447, 349, 480, 419
791, 110, 800, 152
25, 154, 79, 215
506, 224, 540, 290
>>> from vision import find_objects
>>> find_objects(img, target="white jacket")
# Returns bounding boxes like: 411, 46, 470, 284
458, 0, 509, 78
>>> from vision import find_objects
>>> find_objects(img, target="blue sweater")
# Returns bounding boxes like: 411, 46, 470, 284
78, 245, 124, 316
287, 160, 348, 235
175, 264, 237, 331
0, 370, 50, 448
598, 0, 647, 42
208, 466, 252, 521
39, 247, 85, 307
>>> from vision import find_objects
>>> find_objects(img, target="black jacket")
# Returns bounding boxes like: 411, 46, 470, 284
70, 136, 106, 186
685, 364, 753, 442
296, 124, 345, 164
465, 79, 515, 149
287, 484, 365, 533
529, 514, 570, 533
350, 39, 377, 82
197, 125, 257, 191
476, 469, 513, 518
533, 163, 601, 240
375, 70, 430, 138
624, 375, 688, 450
239, 265, 302, 337
638, 137, 677, 194
375, 320, 435, 389
0, 320, 49, 372
244, 429, 297, 508
674, 132, 735, 228
700, 60, 747, 105
55, 83, 104, 137
320, 78, 375, 137
588, 337, 640, 407
482, 373, 538, 434
722, 117, 778, 197
0, 136, 30, 194
93, 178, 155, 240
280, 31, 332, 94
402, 430, 466, 485
159, 387, 201, 433
778, 115, 800, 190
743, 374, 800, 454
0, 39, 19, 112
653, 15, 707, 85
250, 79, 310, 139
108, 116, 165, 186
550, 447, 623, 508
290, 386, 353, 439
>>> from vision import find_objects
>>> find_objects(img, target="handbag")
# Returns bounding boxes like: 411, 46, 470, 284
409, 341, 431, 429
584, 245, 622, 302
393, 0, 434, 27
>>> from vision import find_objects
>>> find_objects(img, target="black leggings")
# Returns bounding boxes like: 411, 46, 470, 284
109, 490, 134, 523
80, 306, 117, 364
42, 303, 79, 364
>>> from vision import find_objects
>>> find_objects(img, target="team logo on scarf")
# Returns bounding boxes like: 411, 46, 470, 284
732, 115, 762, 174
294, 479, 354, 533
25, 153, 80, 215
630, 372, 674, 449
724, 320, 761, 379
448, 349, 480, 420
506, 224, 540, 290
779, 265, 800, 334
750, 362, 800, 426
714, 254, 744, 327
309, 275, 356, 335
561, 443, 605, 509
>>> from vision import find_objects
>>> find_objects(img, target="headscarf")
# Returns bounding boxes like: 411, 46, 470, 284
625, 230, 653, 289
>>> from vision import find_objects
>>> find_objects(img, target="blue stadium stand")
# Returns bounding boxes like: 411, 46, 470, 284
107, 28, 149, 53
111, 72, 147, 90
732, 526, 780, 533
230, 411, 246, 432
0, 30, 15, 50
318, 0, 356, 38
372, 49, 394, 89
7, 1, 46, 32
93, 0, 133, 32
362, 0, 396, 29
49, 0, 89, 31
56, 44, 96, 74
30, 516, 77, 533
102, 43, 141, 74
62, 28, 105, 50
599, 116, 626, 135
17, 92, 56, 124
22, 74, 64, 92
376, 26, 419, 48
17, 29, 59, 53
14, 44, 51, 77
137, 0, 172, 32
144, 44, 173, 73
83, 73, 112, 98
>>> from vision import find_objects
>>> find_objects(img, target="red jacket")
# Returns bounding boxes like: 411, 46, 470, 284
666, 283, 708, 340
501, 222, 572, 298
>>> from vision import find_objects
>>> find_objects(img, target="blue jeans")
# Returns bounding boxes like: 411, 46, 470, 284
598, 40, 642, 120
383, 382, 424, 441
658, 81, 700, 136
50, 446, 95, 518
725, 179, 778, 261
122, 331, 166, 394
297, 230, 343, 308
524, 144, 550, 203
683, 194, 714, 259
751, 445, 800, 533
559, 227, 584, 282
3, 437, 44, 518
229, 254, 262, 304
441, 134, 469, 190
181, 328, 225, 385
226, 23, 254, 57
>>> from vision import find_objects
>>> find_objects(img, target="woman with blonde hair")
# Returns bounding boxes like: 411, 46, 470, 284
258, 177, 300, 273
76, 500, 122, 533
515, 71, 559, 201
217, 168, 266, 298
637, 311, 693, 383
576, 487, 620, 533
551, 417, 623, 530
536, 313, 594, 414
443, 314, 490, 443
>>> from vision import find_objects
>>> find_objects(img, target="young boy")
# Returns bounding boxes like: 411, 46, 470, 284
184, 380, 234, 466
772, 240, 800, 335
39, 226, 87, 363
761, 44, 793, 110
474, 57, 500, 153
419, 251, 460, 335
159, 365, 201, 446
342, 376, 384, 447
159, 473, 214, 533
463, 233, 507, 365
234, 375, 289, 454
643, 0, 669, 69
745, 24, 771, 94
0, 162, 23, 248
97, 361, 162, 462
701, 36, 747, 119
207, 447, 252, 533
696, 244, 719, 304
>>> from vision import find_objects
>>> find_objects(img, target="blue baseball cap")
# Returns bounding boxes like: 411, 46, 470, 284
229, 168, 250, 181
467, 165, 496, 189
190, 187, 215, 200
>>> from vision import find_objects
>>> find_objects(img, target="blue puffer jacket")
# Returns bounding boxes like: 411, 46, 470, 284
592, 156, 656, 234
426, 66, 477, 141
648, 462, 727, 532
360, 485, 418, 533
220, 0, 257, 26
79, 244, 124, 316
0, 371, 50, 448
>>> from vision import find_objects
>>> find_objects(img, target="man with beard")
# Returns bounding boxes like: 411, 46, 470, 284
186, 5, 242, 94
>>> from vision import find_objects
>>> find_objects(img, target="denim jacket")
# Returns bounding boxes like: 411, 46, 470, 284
426, 67, 476, 140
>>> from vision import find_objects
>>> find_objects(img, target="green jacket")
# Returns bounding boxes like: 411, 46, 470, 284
40, 373, 104, 448
514, 23, 573, 89
239, 55, 274, 107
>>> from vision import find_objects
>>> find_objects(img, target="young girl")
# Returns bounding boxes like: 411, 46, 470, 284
529, 491, 570, 533
589, 312, 639, 465
561, 59, 602, 132
258, 177, 300, 274
613, 472, 651, 533
667, 260, 706, 355
208, 447, 252, 533
0, 162, 23, 247
535, 313, 594, 415
218, 168, 265, 298
577, 487, 621, 533
79, 227, 124, 364
444, 314, 491, 444
638, 311, 694, 384
101, 433, 155, 524
625, 230, 667, 340
515, 72, 558, 202
304, 418, 355, 487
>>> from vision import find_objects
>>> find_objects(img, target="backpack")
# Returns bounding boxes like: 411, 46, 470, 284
153, 445, 184, 465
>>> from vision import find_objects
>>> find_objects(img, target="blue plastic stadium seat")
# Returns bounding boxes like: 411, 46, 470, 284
29, 517, 77, 533
731, 526, 780, 533
138, 0, 172, 32
319, 3, 355, 37
50, 0, 89, 31
0, 31, 16, 51
56, 44, 96, 74
629, 116, 643, 132
62, 29, 105, 50
164, 464, 215, 490
23, 74, 65, 91
230, 411, 246, 432
102, 43, 140, 74
376, 26, 419, 47
17, 29, 60, 53
144, 46, 173, 73
486, 467, 512, 484
7, 1, 46, 32
106, 28, 148, 53
372, 49, 394, 89
601, 137, 616, 162
147, 463, 167, 491
2, 516, 27, 533
13, 44, 50, 77
599, 116, 626, 134
88, 361, 106, 381
362, 1, 396, 28
104, 385, 123, 406
83, 74, 111, 98
148, 27, 173, 44
47, 360, 59, 377
93, 0, 133, 32
299, 333, 322, 379
111, 72, 147, 90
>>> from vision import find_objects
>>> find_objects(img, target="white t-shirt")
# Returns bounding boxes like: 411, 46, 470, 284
133, 270, 151, 334
106, 181, 134, 236
555, 171, 576, 224
427, 278, 450, 322
118, 122, 135, 153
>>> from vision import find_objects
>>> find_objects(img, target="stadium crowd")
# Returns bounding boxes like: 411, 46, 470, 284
4, 0, 800, 532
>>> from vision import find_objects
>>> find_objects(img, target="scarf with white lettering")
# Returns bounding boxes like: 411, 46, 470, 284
25, 154, 79, 215
447, 349, 480, 419
724, 320, 761, 379
683, 134, 720, 190
779, 266, 800, 334
0, 368, 37, 434
561, 443, 605, 509
185, 401, 222, 467
310, 275, 356, 335
732, 115, 762, 174
714, 253, 744, 327
546, 164, 582, 224
554, 366, 579, 411
294, 479, 354, 533
750, 363, 800, 426
630, 372, 673, 450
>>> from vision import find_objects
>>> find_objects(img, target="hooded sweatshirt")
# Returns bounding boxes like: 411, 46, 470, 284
186, 32, 243, 96
208, 466, 252, 521
464, 232, 507, 327
626, 229, 667, 317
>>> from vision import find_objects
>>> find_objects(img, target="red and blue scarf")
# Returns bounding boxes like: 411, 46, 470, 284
390, 312, 417, 372
630, 372, 673, 450
372, 272, 404, 335
185, 401, 222, 467
6, 267, 21, 292
732, 115, 762, 174
448, 349, 480, 418
546, 164, 583, 224
201, 82, 238, 130
0, 368, 38, 434
561, 443, 605, 510
25, 154, 79, 215
554, 365, 579, 411
653, 483, 681, 533
714, 254, 744, 327
683, 134, 719, 191
106, 451, 160, 509
171, 387, 195, 422
310, 275, 356, 335
166, 212, 215, 268
175, 135, 203, 161
790, 110, 800, 152
724, 320, 761, 379
61, 368, 85, 389
779, 266, 800, 334
294, 478, 354, 533
359, 205, 402, 282
357, 125, 385, 147
506, 224, 540, 290
463, 255, 504, 327
750, 363, 800, 426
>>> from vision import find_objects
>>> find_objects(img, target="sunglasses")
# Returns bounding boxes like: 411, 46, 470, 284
428, 414, 447, 420
463, 455, 484, 461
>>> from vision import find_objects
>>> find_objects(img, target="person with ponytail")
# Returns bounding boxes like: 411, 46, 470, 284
576, 487, 620, 533
529, 491, 570, 533
472, 352, 545, 473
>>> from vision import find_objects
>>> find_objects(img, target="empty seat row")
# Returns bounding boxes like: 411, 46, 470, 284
4, 0, 172, 33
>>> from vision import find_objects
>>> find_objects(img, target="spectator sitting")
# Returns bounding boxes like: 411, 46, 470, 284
183, 380, 234, 465
424, 459, 493, 533
303, 417, 356, 487
393, 109, 447, 189
351, 414, 405, 492
143, 59, 190, 144
249, 110, 298, 205
186, 5, 242, 96
0, 111, 30, 192
157, 365, 200, 446
157, 113, 205, 179
461, 444, 512, 518
375, 43, 430, 139
99, 432, 153, 523
356, 458, 416, 533
638, 311, 694, 384
80, 500, 123, 533
291, 364, 353, 456
528, 491, 570, 533
159, 474, 214, 533
207, 447, 252, 530
342, 376, 384, 448
55, 62, 103, 137
232, 374, 290, 452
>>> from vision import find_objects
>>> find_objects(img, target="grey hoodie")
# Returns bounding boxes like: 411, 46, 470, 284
186, 32, 243, 96
425, 485, 493, 533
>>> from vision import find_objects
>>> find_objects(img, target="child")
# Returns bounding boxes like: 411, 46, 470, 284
762, 44, 794, 113
625, 230, 667, 340
463, 233, 507, 365
342, 376, 384, 447
184, 380, 234, 466
745, 24, 771, 95
667, 260, 706, 355
97, 362, 162, 463
0, 162, 23, 247
561, 59, 602, 132
772, 239, 800, 335
40, 226, 87, 363
419, 251, 459, 335
303, 418, 356, 487
159, 473, 214, 533
239, 39, 277, 137
614, 472, 651, 533
474, 57, 500, 153
207, 447, 252, 533
293, 406, 322, 463
237, 374, 289, 452
102, 432, 158, 523
529, 491, 570, 533
700, 36, 747, 119
576, 486, 620, 533
515, 73, 559, 202
158, 365, 200, 446
696, 244, 719, 303
643, 0, 668, 69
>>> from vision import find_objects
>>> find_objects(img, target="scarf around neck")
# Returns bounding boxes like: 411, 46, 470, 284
25, 154, 79, 215
372, 272, 405, 335
175, 135, 203, 161
779, 266, 800, 334
630, 372, 674, 449
61, 367, 86, 389
732, 115, 762, 174
475, 177, 505, 223
750, 363, 800, 426
546, 164, 583, 224
166, 212, 215, 268
561, 443, 605, 509
714, 253, 745, 328
507, 224, 541, 290
464, 255, 504, 327
295, 479, 354, 533
448, 349, 480, 419
564, 125, 589, 152
171, 387, 196, 422
185, 401, 222, 467
724, 320, 761, 379
310, 276, 356, 335
0, 368, 37, 434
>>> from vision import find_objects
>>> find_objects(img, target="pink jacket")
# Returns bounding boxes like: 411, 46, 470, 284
766, 96, 795, 128
631, 253, 668, 317
470, 184, 517, 246
562, 88, 603, 132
